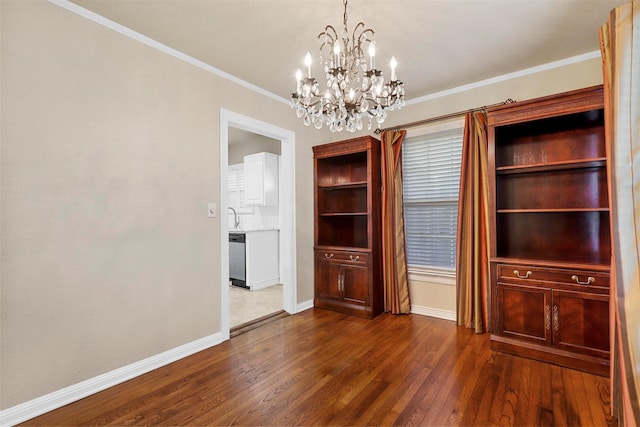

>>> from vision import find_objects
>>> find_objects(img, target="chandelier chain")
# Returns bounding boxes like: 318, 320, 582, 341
343, 0, 348, 36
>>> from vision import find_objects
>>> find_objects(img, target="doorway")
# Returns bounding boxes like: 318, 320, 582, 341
219, 109, 296, 341
227, 128, 281, 327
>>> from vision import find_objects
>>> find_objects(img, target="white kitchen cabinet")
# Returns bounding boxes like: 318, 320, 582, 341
244, 152, 279, 206
246, 230, 279, 290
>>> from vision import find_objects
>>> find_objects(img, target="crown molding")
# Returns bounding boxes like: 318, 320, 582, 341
47, 1, 601, 114
405, 51, 602, 106
47, 0, 290, 106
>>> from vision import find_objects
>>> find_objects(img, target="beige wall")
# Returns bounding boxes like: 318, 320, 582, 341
391, 56, 605, 316
0, 0, 604, 411
228, 137, 281, 166
0, 0, 329, 409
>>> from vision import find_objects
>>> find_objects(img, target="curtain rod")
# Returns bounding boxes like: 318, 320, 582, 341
374, 98, 516, 134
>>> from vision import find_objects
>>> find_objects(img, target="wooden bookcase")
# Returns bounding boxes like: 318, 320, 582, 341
313, 136, 383, 319
487, 86, 611, 376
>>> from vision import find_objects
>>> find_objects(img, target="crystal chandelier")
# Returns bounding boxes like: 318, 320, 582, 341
290, 0, 405, 132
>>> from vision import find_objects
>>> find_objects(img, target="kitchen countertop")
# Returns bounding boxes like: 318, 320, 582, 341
229, 228, 279, 233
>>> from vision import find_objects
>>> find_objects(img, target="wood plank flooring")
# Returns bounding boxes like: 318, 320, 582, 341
22, 309, 616, 426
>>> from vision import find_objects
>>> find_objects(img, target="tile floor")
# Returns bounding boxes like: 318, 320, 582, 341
229, 284, 283, 327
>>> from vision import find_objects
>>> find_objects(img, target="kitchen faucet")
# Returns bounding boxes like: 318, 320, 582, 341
228, 207, 240, 229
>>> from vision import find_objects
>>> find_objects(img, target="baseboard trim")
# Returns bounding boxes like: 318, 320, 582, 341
0, 332, 224, 427
411, 305, 456, 322
296, 299, 314, 313
251, 277, 280, 291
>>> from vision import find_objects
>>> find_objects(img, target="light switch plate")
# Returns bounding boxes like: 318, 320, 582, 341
207, 202, 217, 218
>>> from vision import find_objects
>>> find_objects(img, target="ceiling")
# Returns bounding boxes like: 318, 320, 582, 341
71, 0, 624, 103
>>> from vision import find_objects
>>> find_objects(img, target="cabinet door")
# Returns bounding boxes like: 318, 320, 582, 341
244, 154, 264, 206
342, 264, 369, 305
315, 259, 342, 300
552, 289, 610, 357
497, 283, 552, 346
244, 153, 279, 206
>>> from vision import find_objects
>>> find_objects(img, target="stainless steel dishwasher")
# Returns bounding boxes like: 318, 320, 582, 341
229, 232, 247, 288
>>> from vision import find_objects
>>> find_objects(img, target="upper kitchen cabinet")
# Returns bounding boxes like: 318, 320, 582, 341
244, 152, 279, 206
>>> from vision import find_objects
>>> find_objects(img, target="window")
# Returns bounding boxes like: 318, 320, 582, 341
402, 127, 463, 273
228, 164, 253, 214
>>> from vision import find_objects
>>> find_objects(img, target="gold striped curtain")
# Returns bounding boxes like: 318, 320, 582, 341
456, 111, 490, 333
380, 130, 411, 314
600, 1, 640, 424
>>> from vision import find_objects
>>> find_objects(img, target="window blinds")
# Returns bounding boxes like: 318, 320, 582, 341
402, 128, 463, 269
228, 165, 245, 209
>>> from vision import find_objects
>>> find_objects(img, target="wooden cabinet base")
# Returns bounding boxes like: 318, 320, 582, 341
313, 136, 382, 319
314, 299, 380, 319
488, 87, 611, 378
491, 334, 609, 377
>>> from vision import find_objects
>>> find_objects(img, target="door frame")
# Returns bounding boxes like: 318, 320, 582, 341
219, 109, 297, 340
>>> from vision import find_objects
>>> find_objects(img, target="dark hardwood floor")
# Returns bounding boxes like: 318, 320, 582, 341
22, 309, 615, 426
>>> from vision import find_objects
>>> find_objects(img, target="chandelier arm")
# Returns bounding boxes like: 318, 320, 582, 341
291, 0, 404, 132
298, 97, 324, 110
353, 24, 374, 49
318, 25, 338, 41
358, 29, 374, 59
361, 94, 381, 104
318, 25, 338, 53
360, 28, 375, 43
351, 21, 364, 47
361, 79, 373, 94
318, 40, 333, 56
324, 91, 338, 103
349, 22, 362, 58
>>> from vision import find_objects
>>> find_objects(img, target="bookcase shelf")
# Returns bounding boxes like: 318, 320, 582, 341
313, 136, 383, 319
318, 212, 369, 217
495, 210, 611, 265
317, 185, 368, 216
496, 158, 606, 174
497, 208, 609, 213
318, 181, 368, 189
488, 86, 611, 376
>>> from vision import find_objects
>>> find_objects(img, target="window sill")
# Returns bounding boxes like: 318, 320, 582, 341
407, 266, 455, 286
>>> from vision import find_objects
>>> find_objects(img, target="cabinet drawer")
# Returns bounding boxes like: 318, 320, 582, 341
497, 264, 609, 288
316, 249, 369, 265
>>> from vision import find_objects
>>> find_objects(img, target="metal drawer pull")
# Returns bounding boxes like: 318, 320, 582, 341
571, 275, 595, 285
349, 255, 360, 261
553, 305, 559, 332
513, 270, 532, 279
324, 253, 334, 259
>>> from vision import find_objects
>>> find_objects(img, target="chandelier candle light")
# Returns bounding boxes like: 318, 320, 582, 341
290, 0, 405, 132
